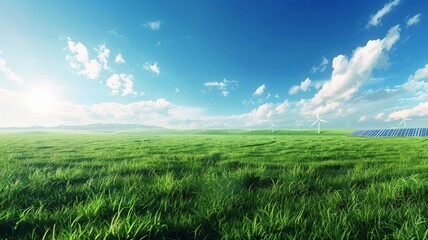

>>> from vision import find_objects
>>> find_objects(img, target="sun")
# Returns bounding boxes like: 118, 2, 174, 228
26, 87, 56, 113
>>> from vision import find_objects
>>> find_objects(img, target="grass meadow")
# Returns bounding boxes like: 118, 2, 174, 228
1, 130, 428, 239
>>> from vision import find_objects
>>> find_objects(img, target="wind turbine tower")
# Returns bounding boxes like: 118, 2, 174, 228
270, 120, 278, 134
310, 113, 328, 134
295, 120, 303, 130
399, 116, 411, 128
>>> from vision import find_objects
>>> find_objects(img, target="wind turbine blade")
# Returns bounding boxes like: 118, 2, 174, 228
320, 119, 329, 123
316, 113, 320, 120
310, 120, 318, 128
399, 120, 404, 125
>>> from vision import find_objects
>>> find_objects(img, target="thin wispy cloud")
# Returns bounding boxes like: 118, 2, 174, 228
144, 21, 161, 30
175, 88, 180, 93
367, 0, 401, 28
254, 84, 265, 95
204, 79, 238, 97
311, 57, 329, 73
359, 115, 369, 122
65, 37, 101, 80
406, 13, 421, 27
115, 54, 125, 64
0, 58, 24, 85
374, 112, 385, 120
143, 62, 160, 75
107, 30, 127, 40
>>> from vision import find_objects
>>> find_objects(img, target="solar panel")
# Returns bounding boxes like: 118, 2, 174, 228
350, 128, 428, 137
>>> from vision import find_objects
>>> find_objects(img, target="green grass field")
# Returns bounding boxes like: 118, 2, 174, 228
1, 130, 428, 239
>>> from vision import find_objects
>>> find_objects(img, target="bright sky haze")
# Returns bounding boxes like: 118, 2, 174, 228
0, 0, 427, 129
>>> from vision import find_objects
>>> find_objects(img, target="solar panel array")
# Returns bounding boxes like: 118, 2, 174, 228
350, 128, 428, 137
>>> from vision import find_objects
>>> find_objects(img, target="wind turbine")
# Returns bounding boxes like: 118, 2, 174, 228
310, 113, 328, 134
270, 120, 278, 134
399, 116, 411, 128
225, 122, 231, 133
295, 120, 303, 130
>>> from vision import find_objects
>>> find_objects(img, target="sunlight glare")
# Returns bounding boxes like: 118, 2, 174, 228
27, 87, 56, 113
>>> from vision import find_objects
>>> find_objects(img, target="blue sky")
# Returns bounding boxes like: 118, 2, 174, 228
0, 0, 428, 129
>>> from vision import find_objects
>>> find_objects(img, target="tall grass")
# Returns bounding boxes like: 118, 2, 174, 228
1, 131, 428, 239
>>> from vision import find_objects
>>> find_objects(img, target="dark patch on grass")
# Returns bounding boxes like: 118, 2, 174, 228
315, 163, 354, 176
35, 145, 55, 149
243, 174, 274, 191
116, 168, 158, 177
240, 141, 275, 148
200, 152, 222, 166
221, 160, 246, 170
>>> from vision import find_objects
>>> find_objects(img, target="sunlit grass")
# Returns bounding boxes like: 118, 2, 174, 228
1, 131, 428, 239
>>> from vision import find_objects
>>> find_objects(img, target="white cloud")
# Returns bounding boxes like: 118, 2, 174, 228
301, 25, 400, 116
143, 62, 160, 75
204, 79, 238, 97
106, 73, 135, 96
97, 44, 110, 70
107, 30, 127, 40
275, 100, 290, 114
387, 102, 428, 121
65, 38, 101, 80
368, 0, 401, 28
403, 63, 428, 101
254, 84, 265, 95
144, 21, 161, 30
0, 58, 24, 85
374, 112, 385, 120
407, 13, 421, 27
175, 88, 180, 93
311, 57, 329, 73
115, 54, 126, 64
289, 78, 311, 95
359, 115, 369, 122
0, 85, 208, 128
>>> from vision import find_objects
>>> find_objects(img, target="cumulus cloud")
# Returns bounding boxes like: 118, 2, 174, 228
0, 58, 24, 85
311, 57, 329, 73
65, 38, 101, 80
115, 54, 125, 64
254, 84, 265, 95
407, 13, 422, 27
143, 62, 160, 75
387, 102, 428, 121
289, 78, 311, 95
367, 0, 401, 28
97, 44, 110, 69
403, 63, 428, 101
106, 73, 135, 96
301, 25, 400, 116
204, 79, 238, 97
275, 100, 290, 114
144, 21, 161, 30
